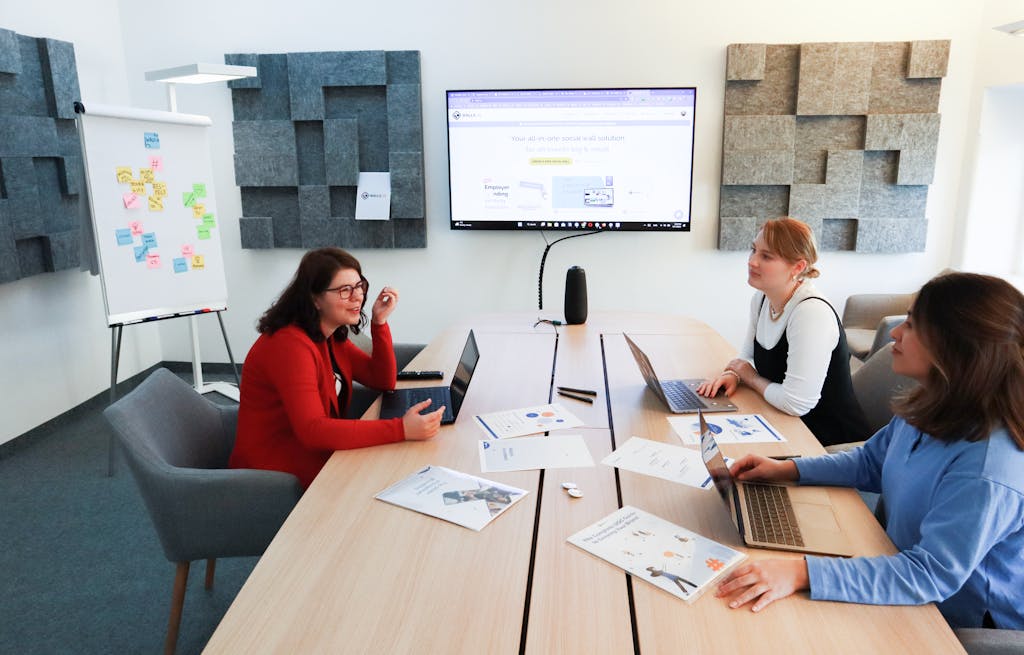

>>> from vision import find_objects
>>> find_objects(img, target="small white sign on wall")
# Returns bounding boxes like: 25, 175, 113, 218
355, 172, 391, 220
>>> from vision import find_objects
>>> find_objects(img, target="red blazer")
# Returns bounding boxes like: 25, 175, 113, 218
230, 322, 404, 488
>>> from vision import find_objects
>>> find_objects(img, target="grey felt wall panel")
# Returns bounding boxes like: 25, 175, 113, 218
0, 29, 84, 283
720, 39, 948, 253
227, 49, 426, 249
726, 43, 766, 81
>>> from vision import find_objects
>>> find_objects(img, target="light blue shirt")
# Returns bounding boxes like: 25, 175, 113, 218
796, 417, 1024, 629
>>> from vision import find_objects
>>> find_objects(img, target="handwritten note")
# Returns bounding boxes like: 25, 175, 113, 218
139, 168, 154, 183
192, 203, 205, 219
151, 181, 167, 197
144, 132, 160, 149
182, 191, 197, 207
149, 155, 163, 172
115, 228, 133, 246
181, 244, 194, 256
146, 253, 161, 269
173, 257, 188, 273
133, 245, 148, 262
196, 225, 211, 240
148, 195, 164, 211
116, 167, 133, 183
201, 214, 216, 227
191, 254, 205, 270
141, 232, 158, 249
130, 181, 146, 195
122, 192, 141, 209
192, 183, 207, 198
129, 220, 143, 236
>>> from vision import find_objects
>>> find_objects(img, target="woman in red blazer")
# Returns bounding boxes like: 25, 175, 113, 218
230, 248, 445, 488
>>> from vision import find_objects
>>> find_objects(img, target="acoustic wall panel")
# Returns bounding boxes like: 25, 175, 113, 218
719, 40, 949, 253
0, 28, 84, 283
226, 50, 425, 249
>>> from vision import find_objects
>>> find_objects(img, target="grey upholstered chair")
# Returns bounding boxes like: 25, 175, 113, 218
851, 342, 916, 436
347, 341, 427, 418
104, 368, 302, 655
955, 627, 1024, 654
842, 292, 916, 362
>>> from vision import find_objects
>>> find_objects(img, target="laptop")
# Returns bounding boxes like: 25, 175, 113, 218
379, 330, 480, 425
623, 334, 737, 414
698, 410, 853, 557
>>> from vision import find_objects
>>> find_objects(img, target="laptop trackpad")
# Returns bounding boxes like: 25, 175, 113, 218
794, 502, 841, 533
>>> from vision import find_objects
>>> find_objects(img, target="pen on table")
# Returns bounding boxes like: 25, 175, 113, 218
557, 390, 594, 404
769, 455, 802, 461
556, 386, 597, 396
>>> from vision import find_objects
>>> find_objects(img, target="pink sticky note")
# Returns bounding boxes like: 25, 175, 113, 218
146, 253, 161, 269
149, 155, 163, 172
181, 244, 194, 257
129, 221, 143, 236
122, 192, 141, 209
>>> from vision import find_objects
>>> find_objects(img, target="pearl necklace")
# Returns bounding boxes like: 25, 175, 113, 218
768, 281, 801, 322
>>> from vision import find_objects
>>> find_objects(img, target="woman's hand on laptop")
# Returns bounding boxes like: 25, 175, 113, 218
402, 399, 445, 440
696, 372, 738, 398
729, 454, 799, 482
715, 558, 809, 612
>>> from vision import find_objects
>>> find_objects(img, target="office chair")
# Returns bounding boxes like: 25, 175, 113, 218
842, 292, 916, 362
104, 368, 302, 655
347, 341, 427, 418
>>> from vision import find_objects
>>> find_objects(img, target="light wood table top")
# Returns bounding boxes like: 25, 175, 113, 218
205, 312, 964, 654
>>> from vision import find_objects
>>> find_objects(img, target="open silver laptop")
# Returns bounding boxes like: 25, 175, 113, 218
623, 334, 737, 414
699, 411, 853, 557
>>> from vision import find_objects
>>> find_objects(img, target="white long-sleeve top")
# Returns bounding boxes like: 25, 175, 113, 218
737, 281, 839, 416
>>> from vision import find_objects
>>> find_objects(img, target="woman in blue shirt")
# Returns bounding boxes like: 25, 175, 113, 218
715, 272, 1024, 630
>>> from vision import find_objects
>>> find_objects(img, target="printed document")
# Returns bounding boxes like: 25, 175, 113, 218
603, 437, 732, 489
478, 434, 594, 473
668, 413, 786, 445
474, 403, 583, 439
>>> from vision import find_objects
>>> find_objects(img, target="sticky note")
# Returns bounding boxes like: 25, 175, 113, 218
202, 214, 216, 227
197, 225, 211, 240
129, 220, 143, 236
152, 181, 167, 197
193, 183, 207, 198
146, 253, 161, 269
191, 255, 205, 270
116, 167, 133, 183
142, 232, 158, 248
115, 228, 133, 246
123, 192, 141, 209
181, 244, 194, 256
133, 245, 148, 262
149, 156, 163, 172
173, 257, 188, 273
139, 168, 154, 183
192, 204, 206, 218
182, 192, 197, 207
148, 195, 163, 211
130, 181, 146, 194
144, 132, 160, 149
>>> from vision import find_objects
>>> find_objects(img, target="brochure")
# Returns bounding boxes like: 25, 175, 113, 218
474, 403, 584, 439
668, 413, 786, 445
568, 505, 746, 603
375, 465, 528, 531
602, 437, 732, 489
479, 434, 594, 473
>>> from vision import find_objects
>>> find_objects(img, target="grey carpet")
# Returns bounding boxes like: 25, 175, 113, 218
0, 368, 255, 655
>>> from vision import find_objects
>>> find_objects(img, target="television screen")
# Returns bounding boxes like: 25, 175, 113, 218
446, 88, 696, 232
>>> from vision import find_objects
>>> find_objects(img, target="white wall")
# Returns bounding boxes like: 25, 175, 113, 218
2, 0, 1004, 444
0, 0, 163, 445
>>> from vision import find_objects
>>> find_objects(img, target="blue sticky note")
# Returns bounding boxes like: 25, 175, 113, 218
173, 257, 188, 273
142, 232, 158, 248
115, 229, 133, 246
144, 132, 160, 149
133, 245, 148, 262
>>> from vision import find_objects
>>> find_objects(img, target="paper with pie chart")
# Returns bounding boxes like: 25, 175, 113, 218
473, 403, 584, 439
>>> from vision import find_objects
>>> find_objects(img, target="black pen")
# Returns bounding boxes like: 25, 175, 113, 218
557, 390, 594, 404
556, 386, 597, 396
769, 455, 802, 461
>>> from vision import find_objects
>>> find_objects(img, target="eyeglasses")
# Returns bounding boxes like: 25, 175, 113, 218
324, 279, 369, 300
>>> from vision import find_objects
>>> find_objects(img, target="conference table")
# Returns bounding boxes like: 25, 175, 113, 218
204, 312, 964, 654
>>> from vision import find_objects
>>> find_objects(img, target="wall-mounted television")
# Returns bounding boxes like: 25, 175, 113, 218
446, 87, 696, 232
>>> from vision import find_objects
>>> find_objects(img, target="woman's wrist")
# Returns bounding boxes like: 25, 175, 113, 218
722, 369, 740, 382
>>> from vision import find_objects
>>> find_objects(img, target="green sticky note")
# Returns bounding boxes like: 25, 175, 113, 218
202, 213, 216, 227
197, 225, 211, 240
182, 191, 197, 207
193, 183, 207, 198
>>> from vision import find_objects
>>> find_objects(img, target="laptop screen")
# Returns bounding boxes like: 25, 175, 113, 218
449, 330, 480, 418
699, 413, 736, 507
623, 334, 669, 403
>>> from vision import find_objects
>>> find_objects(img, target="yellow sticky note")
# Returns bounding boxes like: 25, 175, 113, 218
130, 181, 146, 194
192, 203, 206, 219
148, 195, 164, 211
116, 167, 133, 183
191, 255, 205, 269
151, 181, 167, 197
139, 168, 154, 183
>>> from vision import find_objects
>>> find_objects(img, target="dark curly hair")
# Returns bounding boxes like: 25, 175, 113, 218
257, 248, 368, 342
894, 272, 1024, 449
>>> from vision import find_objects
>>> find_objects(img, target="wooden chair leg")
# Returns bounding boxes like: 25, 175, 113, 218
165, 561, 190, 655
205, 558, 216, 590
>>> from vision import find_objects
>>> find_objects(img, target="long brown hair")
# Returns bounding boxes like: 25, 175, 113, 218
760, 217, 821, 279
894, 272, 1024, 448
257, 248, 368, 341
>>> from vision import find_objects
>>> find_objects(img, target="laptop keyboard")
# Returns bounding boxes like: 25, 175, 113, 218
662, 380, 705, 411
402, 388, 453, 420
744, 483, 804, 547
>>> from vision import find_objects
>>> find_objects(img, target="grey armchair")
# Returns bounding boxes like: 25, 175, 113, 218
104, 368, 302, 655
842, 292, 916, 362
347, 341, 427, 418
955, 627, 1024, 654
